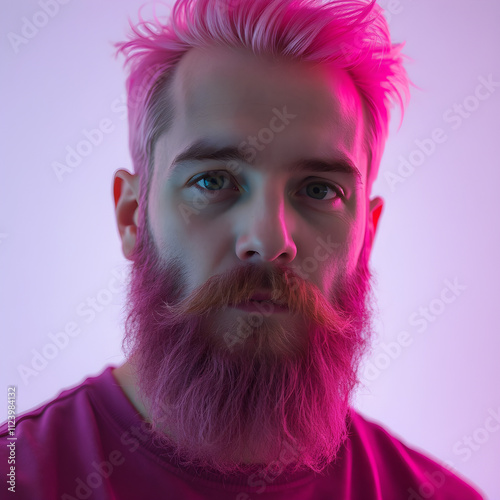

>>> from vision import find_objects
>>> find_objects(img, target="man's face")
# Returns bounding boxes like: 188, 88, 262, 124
148, 45, 373, 336
117, 44, 383, 475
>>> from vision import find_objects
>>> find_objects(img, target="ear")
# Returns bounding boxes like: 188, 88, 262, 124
113, 169, 140, 260
366, 196, 384, 256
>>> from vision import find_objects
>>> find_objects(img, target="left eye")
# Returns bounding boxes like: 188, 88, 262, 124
300, 182, 342, 201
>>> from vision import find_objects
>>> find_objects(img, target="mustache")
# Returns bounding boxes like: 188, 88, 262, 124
163, 263, 354, 334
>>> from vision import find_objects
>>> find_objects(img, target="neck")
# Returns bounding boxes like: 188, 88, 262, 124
113, 361, 149, 420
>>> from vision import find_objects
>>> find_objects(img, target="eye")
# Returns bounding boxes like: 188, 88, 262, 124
300, 181, 344, 201
189, 171, 238, 193
187, 172, 344, 203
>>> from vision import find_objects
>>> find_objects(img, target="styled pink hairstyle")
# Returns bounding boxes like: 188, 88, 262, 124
114, 0, 411, 214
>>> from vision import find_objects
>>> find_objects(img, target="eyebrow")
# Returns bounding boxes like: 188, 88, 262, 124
170, 139, 363, 186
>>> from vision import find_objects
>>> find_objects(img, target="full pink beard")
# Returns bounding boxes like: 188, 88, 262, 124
123, 222, 375, 476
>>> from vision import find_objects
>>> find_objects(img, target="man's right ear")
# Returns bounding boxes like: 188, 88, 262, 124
113, 169, 140, 260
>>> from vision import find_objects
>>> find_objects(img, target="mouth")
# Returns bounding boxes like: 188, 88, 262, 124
232, 301, 289, 313
230, 291, 289, 312
226, 289, 288, 311
248, 299, 277, 306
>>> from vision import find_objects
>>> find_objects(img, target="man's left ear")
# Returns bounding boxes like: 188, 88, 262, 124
367, 196, 384, 251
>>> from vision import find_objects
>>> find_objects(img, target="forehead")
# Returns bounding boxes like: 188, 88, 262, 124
157, 44, 367, 185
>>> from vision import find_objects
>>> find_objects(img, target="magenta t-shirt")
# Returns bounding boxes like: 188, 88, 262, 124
0, 366, 485, 499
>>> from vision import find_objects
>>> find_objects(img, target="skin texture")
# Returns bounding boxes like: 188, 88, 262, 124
112, 45, 384, 475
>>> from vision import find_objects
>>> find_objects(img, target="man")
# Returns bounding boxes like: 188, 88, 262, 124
0, 0, 486, 498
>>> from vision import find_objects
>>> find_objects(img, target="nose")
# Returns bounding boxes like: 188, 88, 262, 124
235, 183, 297, 264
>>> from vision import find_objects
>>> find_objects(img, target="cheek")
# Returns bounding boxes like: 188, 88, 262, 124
147, 193, 174, 252
308, 215, 365, 292
344, 217, 366, 274
145, 186, 194, 270
157, 194, 233, 271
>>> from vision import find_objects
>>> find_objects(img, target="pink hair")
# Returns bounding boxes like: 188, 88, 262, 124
114, 0, 411, 211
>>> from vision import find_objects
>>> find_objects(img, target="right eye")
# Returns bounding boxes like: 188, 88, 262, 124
189, 171, 239, 193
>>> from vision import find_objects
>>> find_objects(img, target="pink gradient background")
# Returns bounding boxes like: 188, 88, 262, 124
1, 0, 498, 497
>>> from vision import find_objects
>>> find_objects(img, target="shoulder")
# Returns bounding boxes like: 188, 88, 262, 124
0, 367, 115, 442
0, 366, 120, 498
345, 408, 486, 500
